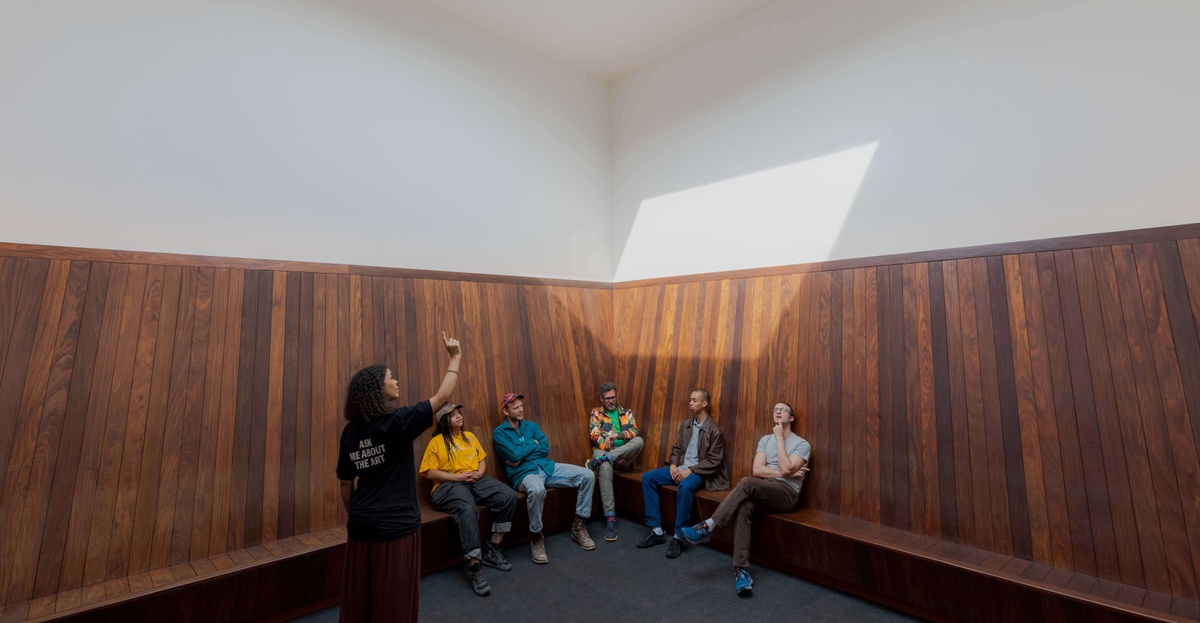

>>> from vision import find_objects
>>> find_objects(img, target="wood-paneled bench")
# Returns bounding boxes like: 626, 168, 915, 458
0, 489, 577, 623
612, 470, 1200, 623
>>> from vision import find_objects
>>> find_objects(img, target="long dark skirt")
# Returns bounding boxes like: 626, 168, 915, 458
339, 530, 421, 623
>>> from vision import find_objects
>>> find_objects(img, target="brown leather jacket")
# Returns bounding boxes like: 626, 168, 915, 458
666, 415, 730, 491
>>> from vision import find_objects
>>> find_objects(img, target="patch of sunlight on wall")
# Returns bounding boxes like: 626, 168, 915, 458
614, 142, 879, 282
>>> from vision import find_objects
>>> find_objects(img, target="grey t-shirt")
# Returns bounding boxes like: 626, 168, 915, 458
757, 433, 811, 492
680, 418, 704, 470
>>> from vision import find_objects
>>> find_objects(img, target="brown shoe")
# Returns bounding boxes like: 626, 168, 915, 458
530, 533, 548, 564
571, 518, 596, 551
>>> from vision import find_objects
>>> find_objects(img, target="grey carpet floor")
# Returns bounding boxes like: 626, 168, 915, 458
291, 517, 925, 623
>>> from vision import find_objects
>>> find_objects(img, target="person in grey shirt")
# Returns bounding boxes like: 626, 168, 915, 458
680, 401, 810, 596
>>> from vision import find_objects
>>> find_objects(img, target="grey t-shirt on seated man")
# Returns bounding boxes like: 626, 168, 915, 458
756, 433, 812, 492
680, 418, 704, 470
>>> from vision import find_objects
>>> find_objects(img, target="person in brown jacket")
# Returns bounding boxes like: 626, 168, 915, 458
636, 388, 730, 558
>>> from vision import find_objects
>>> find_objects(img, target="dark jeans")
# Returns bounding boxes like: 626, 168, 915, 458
641, 466, 704, 533
712, 477, 800, 568
430, 475, 517, 560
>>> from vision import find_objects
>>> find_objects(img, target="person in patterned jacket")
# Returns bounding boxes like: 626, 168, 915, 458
586, 382, 644, 542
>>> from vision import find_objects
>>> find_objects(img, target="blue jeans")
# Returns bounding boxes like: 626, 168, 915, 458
641, 466, 704, 533
519, 463, 595, 533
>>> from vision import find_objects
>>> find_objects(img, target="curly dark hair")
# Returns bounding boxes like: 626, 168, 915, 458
344, 365, 392, 422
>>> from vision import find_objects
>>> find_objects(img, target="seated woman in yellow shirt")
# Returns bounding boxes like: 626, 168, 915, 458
419, 403, 518, 596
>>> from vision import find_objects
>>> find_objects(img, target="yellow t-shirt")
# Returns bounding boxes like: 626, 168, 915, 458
419, 432, 487, 490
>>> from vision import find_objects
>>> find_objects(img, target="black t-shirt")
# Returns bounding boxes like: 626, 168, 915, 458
336, 400, 433, 542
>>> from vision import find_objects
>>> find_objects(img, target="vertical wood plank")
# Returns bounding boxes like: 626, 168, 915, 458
84, 264, 145, 585
987, 256, 1032, 560
227, 270, 260, 551
1093, 246, 1168, 592
1053, 250, 1120, 581
61, 264, 126, 593
244, 271, 273, 544
972, 258, 1013, 556
1072, 248, 1144, 586
928, 262, 959, 541
1018, 254, 1073, 570
0, 258, 59, 600
32, 262, 102, 599
170, 267, 214, 565
129, 265, 182, 575
278, 272, 300, 540
942, 261, 975, 547
190, 268, 229, 561
1115, 245, 1195, 597
10, 261, 90, 603
1002, 254, 1049, 564
261, 272, 287, 543
208, 270, 244, 556
1035, 252, 1096, 575
106, 265, 164, 580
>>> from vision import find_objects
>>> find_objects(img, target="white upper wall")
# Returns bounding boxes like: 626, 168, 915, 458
611, 0, 1200, 281
0, 0, 612, 281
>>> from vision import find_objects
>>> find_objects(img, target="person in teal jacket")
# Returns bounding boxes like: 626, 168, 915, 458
492, 392, 595, 564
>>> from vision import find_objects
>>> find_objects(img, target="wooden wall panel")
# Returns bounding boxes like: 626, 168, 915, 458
3, 226, 1200, 606
613, 237, 1200, 601
0, 251, 612, 608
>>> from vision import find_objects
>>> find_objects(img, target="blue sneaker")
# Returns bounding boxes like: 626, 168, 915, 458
735, 567, 753, 596
586, 454, 613, 470
678, 522, 711, 545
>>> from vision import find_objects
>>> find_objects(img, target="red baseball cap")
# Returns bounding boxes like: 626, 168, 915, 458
500, 392, 525, 409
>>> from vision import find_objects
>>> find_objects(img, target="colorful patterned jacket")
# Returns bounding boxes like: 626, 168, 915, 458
588, 406, 639, 451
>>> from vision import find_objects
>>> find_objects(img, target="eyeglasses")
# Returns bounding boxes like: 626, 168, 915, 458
601, 394, 618, 401
772, 407, 792, 414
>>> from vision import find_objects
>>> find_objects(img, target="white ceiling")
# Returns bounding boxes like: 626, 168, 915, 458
409, 0, 779, 80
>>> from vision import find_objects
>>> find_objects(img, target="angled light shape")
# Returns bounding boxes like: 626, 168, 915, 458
615, 142, 879, 281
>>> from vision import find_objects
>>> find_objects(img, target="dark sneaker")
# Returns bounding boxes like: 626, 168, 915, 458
467, 563, 491, 596
482, 542, 512, 571
679, 522, 712, 545
604, 518, 618, 542
587, 455, 611, 470
734, 567, 753, 596
637, 529, 666, 548
666, 536, 684, 558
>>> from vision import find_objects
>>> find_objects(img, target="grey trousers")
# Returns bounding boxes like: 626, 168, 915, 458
711, 477, 800, 568
591, 436, 645, 516
430, 475, 517, 561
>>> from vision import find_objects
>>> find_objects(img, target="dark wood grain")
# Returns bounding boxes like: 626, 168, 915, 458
278, 272, 300, 540
33, 261, 103, 599
1002, 255, 1048, 564
1073, 247, 1144, 587
1094, 246, 1169, 592
929, 262, 959, 542
6, 223, 1200, 608
1017, 254, 1071, 568
10, 260, 91, 603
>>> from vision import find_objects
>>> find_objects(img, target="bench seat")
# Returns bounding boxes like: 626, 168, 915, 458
613, 469, 1199, 623
0, 488, 577, 623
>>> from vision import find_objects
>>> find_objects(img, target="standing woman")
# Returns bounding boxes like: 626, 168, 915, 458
337, 332, 463, 623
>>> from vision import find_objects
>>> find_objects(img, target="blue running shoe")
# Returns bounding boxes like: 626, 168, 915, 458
735, 567, 753, 596
678, 522, 711, 545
